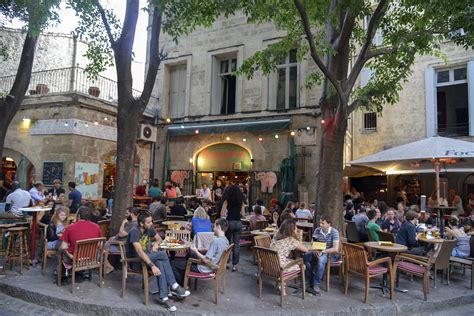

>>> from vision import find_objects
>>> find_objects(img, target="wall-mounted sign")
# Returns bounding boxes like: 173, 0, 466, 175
74, 162, 99, 197
197, 144, 251, 172
42, 162, 64, 186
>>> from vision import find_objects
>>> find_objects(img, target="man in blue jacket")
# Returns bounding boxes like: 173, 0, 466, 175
396, 210, 424, 255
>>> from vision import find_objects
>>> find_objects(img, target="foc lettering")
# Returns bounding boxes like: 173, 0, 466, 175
445, 150, 474, 156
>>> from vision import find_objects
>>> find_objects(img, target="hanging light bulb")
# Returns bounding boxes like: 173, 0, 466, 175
242, 138, 247, 142
226, 136, 230, 141
64, 121, 69, 127
166, 118, 171, 123
94, 121, 99, 126
258, 137, 263, 141
275, 134, 279, 139
290, 131, 295, 136
195, 129, 199, 134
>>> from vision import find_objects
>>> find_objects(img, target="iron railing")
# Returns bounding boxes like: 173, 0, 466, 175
0, 66, 159, 112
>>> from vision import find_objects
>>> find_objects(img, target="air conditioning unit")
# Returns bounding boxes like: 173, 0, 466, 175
137, 124, 157, 143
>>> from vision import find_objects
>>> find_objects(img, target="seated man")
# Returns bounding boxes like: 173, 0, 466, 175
126, 213, 190, 312
172, 218, 229, 285
381, 208, 401, 235
304, 215, 340, 296
367, 208, 381, 241
4, 181, 31, 219
352, 207, 369, 242
59, 206, 101, 266
396, 210, 424, 255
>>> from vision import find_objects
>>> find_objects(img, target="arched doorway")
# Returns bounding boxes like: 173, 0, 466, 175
1, 148, 36, 199
194, 143, 252, 190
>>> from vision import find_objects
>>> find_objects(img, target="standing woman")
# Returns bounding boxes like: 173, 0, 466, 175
221, 184, 245, 271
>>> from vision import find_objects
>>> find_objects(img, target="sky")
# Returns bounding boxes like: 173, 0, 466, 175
6, 1, 149, 87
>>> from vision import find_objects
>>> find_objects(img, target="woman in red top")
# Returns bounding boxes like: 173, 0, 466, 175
165, 182, 177, 199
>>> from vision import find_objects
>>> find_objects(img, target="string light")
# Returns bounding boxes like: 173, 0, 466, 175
258, 137, 263, 141
189, 158, 193, 164
181, 125, 185, 129
242, 138, 247, 142
306, 126, 311, 131
274, 134, 279, 139
290, 131, 295, 136
94, 121, 99, 126
321, 119, 325, 124
104, 117, 108, 121
85, 122, 89, 127
64, 121, 69, 127
195, 129, 199, 134
166, 118, 171, 123
226, 136, 230, 141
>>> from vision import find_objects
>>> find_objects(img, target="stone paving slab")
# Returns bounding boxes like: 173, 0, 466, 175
0, 250, 473, 315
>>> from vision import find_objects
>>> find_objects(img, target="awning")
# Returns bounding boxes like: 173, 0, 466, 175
167, 118, 291, 136
343, 165, 384, 178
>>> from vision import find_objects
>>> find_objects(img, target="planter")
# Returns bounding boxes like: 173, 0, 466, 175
36, 84, 49, 94
88, 86, 100, 97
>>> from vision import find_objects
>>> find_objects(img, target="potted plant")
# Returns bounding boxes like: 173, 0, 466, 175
36, 83, 49, 94
88, 86, 100, 97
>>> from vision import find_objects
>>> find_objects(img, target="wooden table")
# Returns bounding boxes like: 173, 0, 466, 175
159, 241, 192, 251
364, 241, 408, 294
162, 220, 190, 227
418, 237, 444, 244
251, 229, 276, 236
20, 207, 52, 260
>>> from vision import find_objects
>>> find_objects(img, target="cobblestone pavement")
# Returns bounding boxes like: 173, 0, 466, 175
0, 293, 76, 316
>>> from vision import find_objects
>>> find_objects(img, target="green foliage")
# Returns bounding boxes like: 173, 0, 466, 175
0, 0, 61, 36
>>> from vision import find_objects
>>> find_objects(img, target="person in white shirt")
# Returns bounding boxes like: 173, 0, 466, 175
295, 202, 313, 219
198, 183, 211, 200
5, 181, 32, 218
29, 181, 46, 204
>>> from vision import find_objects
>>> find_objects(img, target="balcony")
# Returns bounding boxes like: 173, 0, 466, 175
0, 66, 159, 115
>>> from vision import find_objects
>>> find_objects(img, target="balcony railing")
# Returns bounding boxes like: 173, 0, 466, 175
0, 66, 160, 115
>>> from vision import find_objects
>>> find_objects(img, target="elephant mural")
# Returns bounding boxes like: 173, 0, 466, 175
170, 170, 189, 189
255, 171, 277, 193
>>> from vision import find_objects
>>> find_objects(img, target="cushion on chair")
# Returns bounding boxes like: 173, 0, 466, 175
397, 261, 425, 275
239, 239, 253, 246
368, 265, 388, 274
188, 271, 216, 279
282, 269, 300, 279
330, 259, 343, 266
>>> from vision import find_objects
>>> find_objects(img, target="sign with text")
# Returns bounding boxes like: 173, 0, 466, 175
74, 162, 99, 197
42, 162, 63, 186
197, 144, 251, 172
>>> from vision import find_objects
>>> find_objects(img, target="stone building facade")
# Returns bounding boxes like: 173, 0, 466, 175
1, 28, 155, 197
149, 12, 473, 207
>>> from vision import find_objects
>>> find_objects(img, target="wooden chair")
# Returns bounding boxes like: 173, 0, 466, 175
165, 229, 191, 241
324, 237, 345, 292
98, 219, 111, 238
342, 242, 393, 304
255, 220, 269, 230
345, 221, 361, 243
431, 239, 456, 288
377, 231, 395, 243
40, 223, 58, 273
449, 256, 473, 290
254, 246, 305, 307
394, 252, 434, 301
0, 224, 16, 273
253, 235, 271, 248
183, 244, 234, 304
57, 237, 106, 294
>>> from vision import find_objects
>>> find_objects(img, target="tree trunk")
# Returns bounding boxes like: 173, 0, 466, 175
315, 105, 347, 232
0, 33, 38, 165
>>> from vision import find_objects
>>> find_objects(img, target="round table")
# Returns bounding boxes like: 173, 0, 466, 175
418, 237, 444, 244
251, 230, 276, 236
364, 241, 408, 294
162, 220, 189, 227
19, 207, 52, 260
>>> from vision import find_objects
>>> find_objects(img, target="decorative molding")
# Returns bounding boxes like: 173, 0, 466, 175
29, 119, 117, 141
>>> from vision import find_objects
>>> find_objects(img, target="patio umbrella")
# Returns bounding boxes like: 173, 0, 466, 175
350, 136, 474, 201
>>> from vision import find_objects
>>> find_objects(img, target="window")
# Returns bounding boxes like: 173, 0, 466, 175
270, 49, 299, 110
218, 57, 237, 115
363, 112, 377, 132
436, 67, 468, 136
168, 64, 186, 118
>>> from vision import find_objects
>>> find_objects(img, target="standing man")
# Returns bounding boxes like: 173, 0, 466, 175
29, 181, 46, 204
4, 181, 31, 218
48, 179, 65, 198
304, 215, 340, 296
126, 213, 190, 312
67, 181, 82, 214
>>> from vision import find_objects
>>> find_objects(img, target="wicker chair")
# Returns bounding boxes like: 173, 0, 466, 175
254, 235, 272, 248
183, 244, 234, 304
57, 237, 106, 294
342, 242, 393, 304
431, 239, 456, 288
394, 252, 433, 301
254, 246, 305, 307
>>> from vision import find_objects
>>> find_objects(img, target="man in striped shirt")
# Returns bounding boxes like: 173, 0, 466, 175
304, 215, 340, 296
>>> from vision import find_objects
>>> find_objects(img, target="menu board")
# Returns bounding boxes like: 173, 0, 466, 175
42, 162, 64, 186
74, 162, 99, 197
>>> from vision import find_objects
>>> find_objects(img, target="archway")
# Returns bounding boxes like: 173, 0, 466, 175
1, 148, 36, 197
194, 143, 252, 190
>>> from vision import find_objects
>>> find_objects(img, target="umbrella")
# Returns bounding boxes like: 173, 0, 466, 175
350, 136, 474, 201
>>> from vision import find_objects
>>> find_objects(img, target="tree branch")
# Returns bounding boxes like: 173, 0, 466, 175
93, 0, 116, 48
293, 0, 346, 105
344, 0, 389, 97
334, 9, 358, 52
346, 98, 359, 115
139, 5, 162, 109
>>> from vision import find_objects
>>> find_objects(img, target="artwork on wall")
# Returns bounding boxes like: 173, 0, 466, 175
74, 162, 99, 197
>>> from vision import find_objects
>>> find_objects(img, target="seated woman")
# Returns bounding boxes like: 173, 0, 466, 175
191, 207, 212, 236
249, 205, 266, 230
270, 219, 309, 295
40, 199, 57, 225
445, 216, 470, 258
46, 206, 69, 250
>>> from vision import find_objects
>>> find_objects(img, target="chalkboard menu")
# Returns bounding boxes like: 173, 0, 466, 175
43, 162, 64, 185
